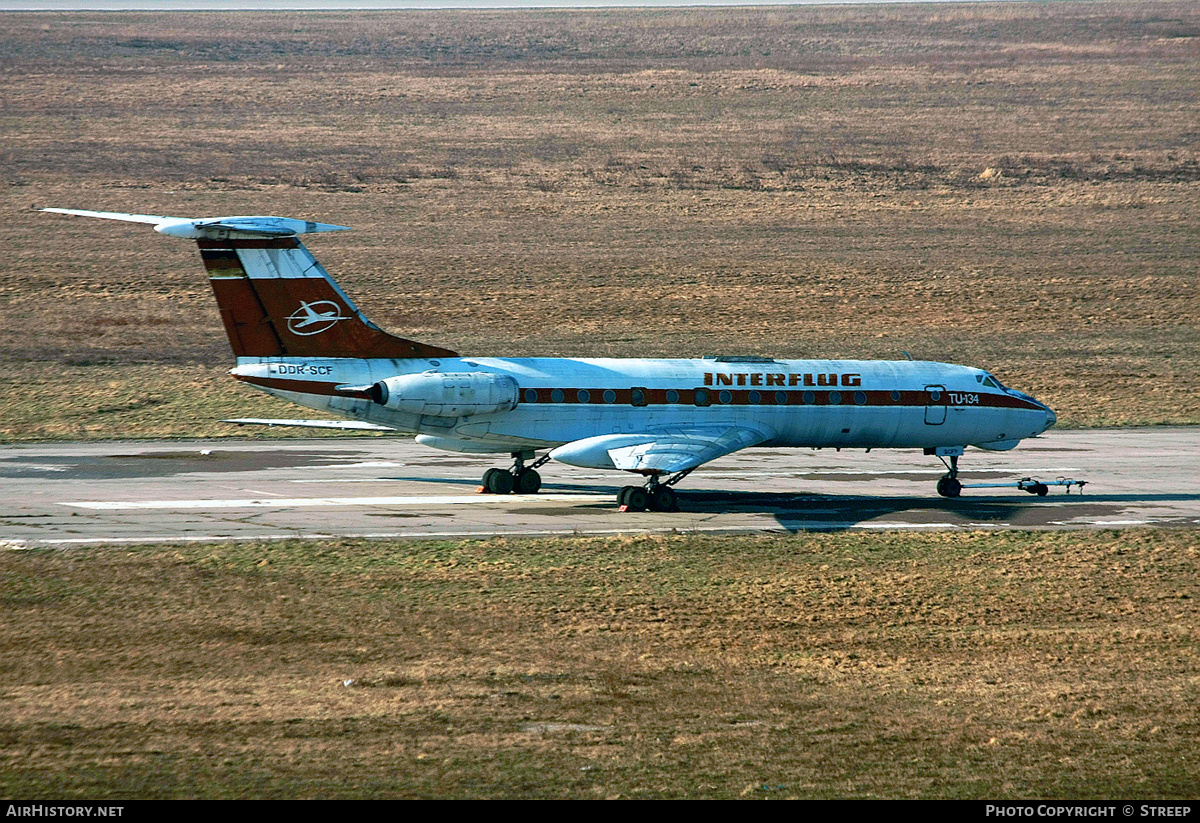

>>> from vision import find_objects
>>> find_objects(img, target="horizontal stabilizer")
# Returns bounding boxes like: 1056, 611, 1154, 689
42, 209, 350, 239
222, 418, 395, 431
41, 208, 169, 225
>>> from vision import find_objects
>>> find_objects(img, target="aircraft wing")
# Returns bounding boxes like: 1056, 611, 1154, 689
222, 418, 396, 431
42, 208, 351, 238
550, 424, 772, 475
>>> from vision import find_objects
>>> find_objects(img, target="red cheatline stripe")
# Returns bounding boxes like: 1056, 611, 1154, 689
234, 376, 1042, 412
517, 387, 1040, 410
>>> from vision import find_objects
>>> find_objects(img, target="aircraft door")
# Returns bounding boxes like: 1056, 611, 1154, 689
924, 385, 946, 425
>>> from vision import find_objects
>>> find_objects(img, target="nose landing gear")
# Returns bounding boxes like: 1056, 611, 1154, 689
936, 472, 963, 499
927, 446, 1087, 498
929, 447, 965, 499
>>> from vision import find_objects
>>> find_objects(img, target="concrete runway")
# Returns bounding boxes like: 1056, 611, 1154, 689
1, 428, 1197, 546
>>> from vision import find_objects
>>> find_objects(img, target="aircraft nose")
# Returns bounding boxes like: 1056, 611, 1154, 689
1013, 389, 1056, 432
1031, 395, 1057, 431
1044, 406, 1057, 430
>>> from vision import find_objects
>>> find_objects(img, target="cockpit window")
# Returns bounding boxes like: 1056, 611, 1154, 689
976, 373, 1003, 390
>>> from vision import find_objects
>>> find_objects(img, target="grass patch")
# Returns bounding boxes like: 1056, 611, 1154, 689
1, 530, 1197, 798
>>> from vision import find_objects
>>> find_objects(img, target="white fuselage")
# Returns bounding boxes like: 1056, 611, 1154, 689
231, 355, 1056, 456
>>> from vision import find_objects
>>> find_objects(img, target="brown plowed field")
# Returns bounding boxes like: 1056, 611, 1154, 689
1, 2, 1197, 438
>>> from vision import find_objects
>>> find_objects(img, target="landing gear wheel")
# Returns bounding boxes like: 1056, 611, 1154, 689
481, 468, 502, 494
513, 468, 542, 495
647, 485, 678, 512
618, 486, 648, 512
937, 476, 962, 498
1030, 482, 1049, 497
484, 467, 514, 495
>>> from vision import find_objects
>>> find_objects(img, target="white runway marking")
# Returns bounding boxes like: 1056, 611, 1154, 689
62, 493, 612, 511
299, 461, 405, 470
856, 522, 964, 530
291, 477, 415, 484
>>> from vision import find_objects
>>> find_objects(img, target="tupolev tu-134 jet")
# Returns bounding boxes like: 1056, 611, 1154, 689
44, 208, 1060, 512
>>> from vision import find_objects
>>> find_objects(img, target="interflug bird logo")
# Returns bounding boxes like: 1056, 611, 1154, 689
286, 300, 351, 336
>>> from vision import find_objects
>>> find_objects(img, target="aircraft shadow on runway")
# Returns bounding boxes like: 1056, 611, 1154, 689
381, 474, 1199, 531
676, 490, 1200, 532
675, 490, 1048, 529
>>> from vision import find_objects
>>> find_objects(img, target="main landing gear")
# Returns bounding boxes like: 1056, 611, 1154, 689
617, 483, 675, 512
617, 469, 693, 512
480, 451, 549, 495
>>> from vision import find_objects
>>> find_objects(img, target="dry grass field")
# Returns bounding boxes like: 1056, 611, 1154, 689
1, 1, 1199, 800
0, 1, 1198, 438
1, 531, 1197, 799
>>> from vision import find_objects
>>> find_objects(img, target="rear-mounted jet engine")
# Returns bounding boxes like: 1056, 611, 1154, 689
368, 372, 519, 418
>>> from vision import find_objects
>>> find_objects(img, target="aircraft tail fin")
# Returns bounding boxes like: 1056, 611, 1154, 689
198, 234, 458, 359
43, 209, 457, 360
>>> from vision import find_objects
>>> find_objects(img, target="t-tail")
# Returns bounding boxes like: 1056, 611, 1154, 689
41, 209, 457, 360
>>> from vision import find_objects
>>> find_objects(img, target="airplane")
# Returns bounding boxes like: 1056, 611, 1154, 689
43, 208, 1059, 512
